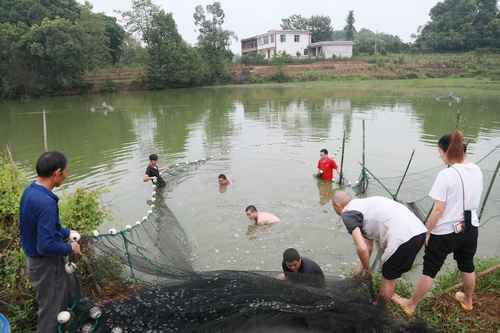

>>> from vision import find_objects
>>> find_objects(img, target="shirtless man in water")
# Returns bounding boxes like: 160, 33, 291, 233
245, 205, 280, 226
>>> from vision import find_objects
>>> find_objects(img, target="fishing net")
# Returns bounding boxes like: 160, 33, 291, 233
60, 142, 498, 333
59, 159, 440, 333
352, 169, 369, 195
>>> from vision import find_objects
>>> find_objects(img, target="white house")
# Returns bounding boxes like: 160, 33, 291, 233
241, 30, 355, 59
241, 30, 312, 59
308, 41, 355, 59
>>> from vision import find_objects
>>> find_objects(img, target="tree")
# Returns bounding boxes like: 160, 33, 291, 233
0, 0, 81, 26
280, 14, 308, 30
120, 35, 147, 65
281, 14, 333, 42
77, 4, 111, 78
194, 2, 237, 51
118, 0, 160, 52
0, 22, 31, 97
194, 1, 237, 84
414, 0, 500, 52
101, 15, 126, 64
343, 10, 356, 41
145, 10, 201, 89
308, 15, 333, 42
24, 17, 85, 95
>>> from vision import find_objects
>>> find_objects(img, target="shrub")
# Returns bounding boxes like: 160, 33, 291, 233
0, 152, 114, 331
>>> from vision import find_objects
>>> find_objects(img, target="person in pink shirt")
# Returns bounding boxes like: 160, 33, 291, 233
218, 174, 232, 185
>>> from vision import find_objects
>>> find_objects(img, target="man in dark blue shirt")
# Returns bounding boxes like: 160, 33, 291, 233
20, 151, 94, 332
278, 248, 325, 287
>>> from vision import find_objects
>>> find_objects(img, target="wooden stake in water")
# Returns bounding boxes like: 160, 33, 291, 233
362, 120, 366, 168
455, 109, 460, 130
339, 126, 346, 185
43, 109, 48, 151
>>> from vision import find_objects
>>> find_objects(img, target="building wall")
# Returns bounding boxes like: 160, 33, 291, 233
256, 31, 311, 59
322, 45, 353, 58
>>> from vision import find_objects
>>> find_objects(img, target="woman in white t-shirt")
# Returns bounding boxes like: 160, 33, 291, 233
392, 131, 483, 315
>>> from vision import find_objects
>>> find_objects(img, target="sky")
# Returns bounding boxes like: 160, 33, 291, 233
77, 0, 442, 54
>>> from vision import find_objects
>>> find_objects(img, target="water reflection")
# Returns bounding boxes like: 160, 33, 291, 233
317, 180, 335, 206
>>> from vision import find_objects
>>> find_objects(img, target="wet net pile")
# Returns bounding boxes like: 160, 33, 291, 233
63, 147, 498, 333
68, 189, 410, 333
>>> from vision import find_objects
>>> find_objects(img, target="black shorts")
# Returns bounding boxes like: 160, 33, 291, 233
423, 226, 478, 278
382, 233, 426, 280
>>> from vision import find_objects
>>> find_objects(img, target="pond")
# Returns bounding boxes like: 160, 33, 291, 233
1, 81, 499, 281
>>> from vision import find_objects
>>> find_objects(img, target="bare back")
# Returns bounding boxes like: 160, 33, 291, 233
256, 212, 280, 226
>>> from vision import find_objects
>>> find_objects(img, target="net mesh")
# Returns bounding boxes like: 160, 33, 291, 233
61, 145, 498, 333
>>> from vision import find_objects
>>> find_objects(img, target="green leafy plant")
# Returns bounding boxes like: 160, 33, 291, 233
0, 153, 116, 331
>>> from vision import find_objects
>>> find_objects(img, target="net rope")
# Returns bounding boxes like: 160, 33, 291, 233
59, 137, 498, 333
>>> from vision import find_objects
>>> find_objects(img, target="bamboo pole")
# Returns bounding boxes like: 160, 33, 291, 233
5, 141, 15, 169
43, 109, 48, 151
339, 127, 346, 186
454, 109, 460, 131
445, 264, 500, 292
395, 149, 415, 200
478, 160, 500, 221
362, 120, 366, 172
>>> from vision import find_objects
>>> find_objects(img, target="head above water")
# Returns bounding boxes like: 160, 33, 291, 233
437, 131, 467, 164
218, 174, 229, 185
245, 205, 257, 213
36, 151, 67, 177
332, 190, 352, 215
283, 248, 301, 262
245, 205, 258, 220
283, 248, 302, 273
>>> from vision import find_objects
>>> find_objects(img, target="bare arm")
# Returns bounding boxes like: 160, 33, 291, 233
425, 200, 446, 245
352, 227, 373, 277
143, 174, 156, 182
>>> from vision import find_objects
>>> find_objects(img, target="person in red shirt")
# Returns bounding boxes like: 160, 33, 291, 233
317, 149, 339, 181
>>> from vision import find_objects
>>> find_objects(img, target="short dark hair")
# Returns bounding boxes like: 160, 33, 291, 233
245, 205, 257, 213
320, 149, 328, 155
149, 154, 159, 161
218, 174, 227, 180
283, 248, 300, 262
36, 151, 67, 177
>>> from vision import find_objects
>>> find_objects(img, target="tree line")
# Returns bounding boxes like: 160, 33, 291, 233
0, 0, 499, 98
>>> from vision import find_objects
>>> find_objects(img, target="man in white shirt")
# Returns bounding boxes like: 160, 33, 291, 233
332, 190, 427, 306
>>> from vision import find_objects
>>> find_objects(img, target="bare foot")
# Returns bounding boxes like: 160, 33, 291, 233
391, 293, 415, 316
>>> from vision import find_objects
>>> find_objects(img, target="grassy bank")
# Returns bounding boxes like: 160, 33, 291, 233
389, 256, 500, 332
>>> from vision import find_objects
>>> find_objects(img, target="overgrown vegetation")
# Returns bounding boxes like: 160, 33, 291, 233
0, 152, 114, 331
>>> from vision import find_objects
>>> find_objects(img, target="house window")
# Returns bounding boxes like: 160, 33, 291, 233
294, 35, 300, 42
263, 36, 269, 44
258, 38, 263, 46
280, 35, 286, 42
303, 49, 309, 55
270, 35, 274, 43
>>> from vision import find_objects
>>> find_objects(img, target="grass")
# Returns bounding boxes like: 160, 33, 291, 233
390, 256, 500, 333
